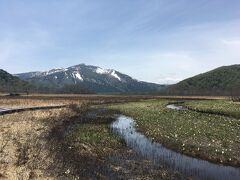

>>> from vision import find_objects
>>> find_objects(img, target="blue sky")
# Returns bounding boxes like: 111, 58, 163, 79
0, 0, 240, 84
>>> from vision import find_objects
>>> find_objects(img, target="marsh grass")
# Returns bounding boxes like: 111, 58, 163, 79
1, 95, 233, 178
60, 106, 184, 179
0, 94, 156, 109
65, 118, 123, 163
0, 97, 83, 108
109, 99, 240, 166
184, 100, 240, 119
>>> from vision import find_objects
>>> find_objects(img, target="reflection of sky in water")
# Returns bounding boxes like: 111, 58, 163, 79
166, 104, 186, 110
112, 115, 240, 180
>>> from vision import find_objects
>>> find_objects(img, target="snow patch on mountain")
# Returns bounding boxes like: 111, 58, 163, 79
95, 67, 121, 81
45, 68, 66, 75
110, 70, 121, 81
95, 67, 110, 74
72, 71, 83, 81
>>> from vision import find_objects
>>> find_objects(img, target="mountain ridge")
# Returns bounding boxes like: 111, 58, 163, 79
16, 64, 164, 93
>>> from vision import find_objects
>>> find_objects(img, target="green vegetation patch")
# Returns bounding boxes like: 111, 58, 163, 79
68, 122, 122, 155
49, 107, 125, 178
184, 100, 240, 119
109, 100, 240, 166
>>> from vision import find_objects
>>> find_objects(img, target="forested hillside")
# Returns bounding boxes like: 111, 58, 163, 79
164, 65, 240, 96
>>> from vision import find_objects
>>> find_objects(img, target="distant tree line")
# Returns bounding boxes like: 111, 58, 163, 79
0, 81, 95, 95
231, 85, 240, 102
159, 87, 240, 97
32, 83, 95, 94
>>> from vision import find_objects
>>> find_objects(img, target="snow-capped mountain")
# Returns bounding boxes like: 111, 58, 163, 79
16, 64, 164, 93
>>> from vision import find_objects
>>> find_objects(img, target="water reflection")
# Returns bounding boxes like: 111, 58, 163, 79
166, 104, 187, 110
111, 115, 240, 180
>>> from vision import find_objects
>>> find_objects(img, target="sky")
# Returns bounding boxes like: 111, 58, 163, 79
0, 0, 240, 84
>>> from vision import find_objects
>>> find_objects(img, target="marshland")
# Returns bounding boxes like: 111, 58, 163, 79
0, 95, 239, 179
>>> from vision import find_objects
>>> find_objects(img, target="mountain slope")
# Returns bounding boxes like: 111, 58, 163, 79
0, 69, 32, 92
165, 65, 240, 95
16, 64, 164, 93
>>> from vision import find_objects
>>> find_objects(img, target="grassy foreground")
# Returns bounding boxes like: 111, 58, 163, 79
184, 100, 240, 119
0, 102, 183, 179
109, 99, 240, 166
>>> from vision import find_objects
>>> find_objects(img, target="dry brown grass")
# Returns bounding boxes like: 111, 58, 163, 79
0, 94, 157, 109
0, 98, 81, 108
0, 107, 78, 179
0, 94, 229, 109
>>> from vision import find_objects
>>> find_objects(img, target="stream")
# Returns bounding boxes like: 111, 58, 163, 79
111, 114, 240, 180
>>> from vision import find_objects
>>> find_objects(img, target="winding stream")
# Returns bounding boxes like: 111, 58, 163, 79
111, 115, 240, 180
